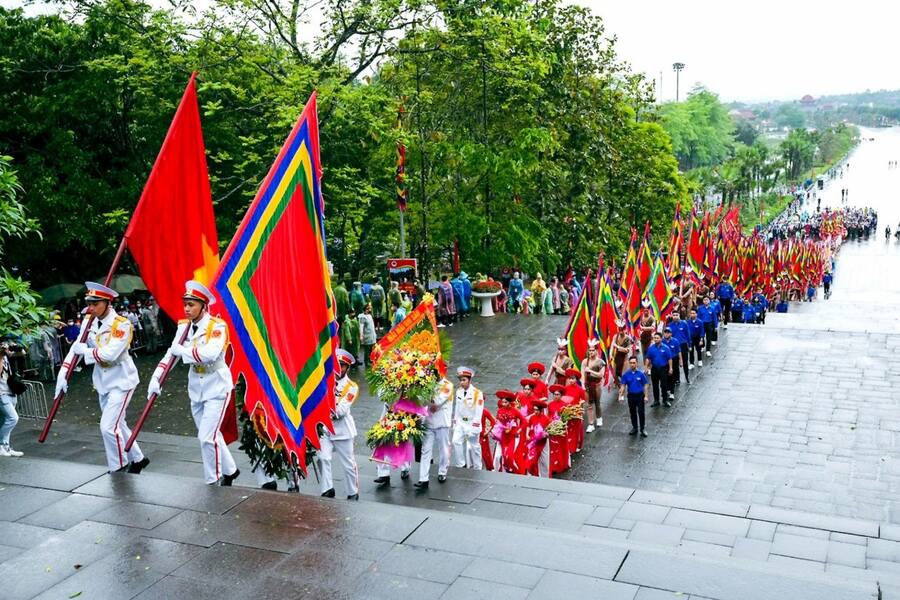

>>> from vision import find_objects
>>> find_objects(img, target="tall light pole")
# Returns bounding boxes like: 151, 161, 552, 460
672, 62, 685, 102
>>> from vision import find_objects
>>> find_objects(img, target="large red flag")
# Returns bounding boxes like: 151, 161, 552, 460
125, 73, 220, 322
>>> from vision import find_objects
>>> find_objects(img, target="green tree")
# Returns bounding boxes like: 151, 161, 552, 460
0, 156, 49, 335
660, 87, 734, 170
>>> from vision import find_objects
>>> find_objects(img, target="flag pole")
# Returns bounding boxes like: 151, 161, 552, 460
124, 324, 191, 452
39, 235, 128, 443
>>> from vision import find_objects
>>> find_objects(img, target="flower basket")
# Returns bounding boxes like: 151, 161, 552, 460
546, 419, 567, 437
559, 403, 584, 424
366, 410, 427, 468
472, 280, 502, 293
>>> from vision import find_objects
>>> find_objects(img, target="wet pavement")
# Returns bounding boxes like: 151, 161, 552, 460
4, 127, 900, 598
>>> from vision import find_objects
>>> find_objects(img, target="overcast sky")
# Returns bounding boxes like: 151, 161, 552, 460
4, 0, 899, 103
584, 0, 900, 103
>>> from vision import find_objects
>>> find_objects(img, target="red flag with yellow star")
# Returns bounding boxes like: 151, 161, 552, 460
124, 73, 220, 322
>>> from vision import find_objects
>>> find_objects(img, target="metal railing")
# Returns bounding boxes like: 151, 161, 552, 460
15, 380, 49, 420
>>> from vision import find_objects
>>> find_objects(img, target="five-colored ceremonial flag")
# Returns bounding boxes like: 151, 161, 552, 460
124, 73, 220, 323
564, 281, 594, 365
212, 93, 338, 464
646, 253, 674, 321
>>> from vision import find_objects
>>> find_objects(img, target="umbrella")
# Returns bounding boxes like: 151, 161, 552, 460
110, 274, 147, 294
38, 283, 85, 306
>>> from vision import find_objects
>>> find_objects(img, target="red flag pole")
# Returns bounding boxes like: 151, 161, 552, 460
39, 236, 128, 443
124, 325, 190, 452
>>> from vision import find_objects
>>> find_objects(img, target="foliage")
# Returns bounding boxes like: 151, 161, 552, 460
0, 155, 49, 335
660, 87, 734, 171
0, 0, 686, 284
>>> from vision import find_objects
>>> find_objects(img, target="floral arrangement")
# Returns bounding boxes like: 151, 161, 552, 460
546, 419, 567, 437
367, 347, 443, 406
472, 280, 502, 293
365, 411, 426, 449
559, 403, 584, 423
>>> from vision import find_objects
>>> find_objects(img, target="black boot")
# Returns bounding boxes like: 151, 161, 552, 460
373, 476, 390, 485
413, 480, 429, 490
127, 457, 150, 474
347, 494, 359, 501
321, 488, 336, 498
221, 469, 240, 486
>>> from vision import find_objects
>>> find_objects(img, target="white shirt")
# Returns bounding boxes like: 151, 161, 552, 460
425, 378, 454, 429
154, 313, 233, 403
324, 375, 358, 440
453, 385, 484, 434
0, 356, 11, 397
75, 308, 140, 394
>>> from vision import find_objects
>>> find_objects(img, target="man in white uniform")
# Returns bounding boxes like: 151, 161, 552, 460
317, 349, 360, 500
451, 366, 484, 469
147, 281, 239, 485
414, 376, 454, 489
56, 282, 149, 473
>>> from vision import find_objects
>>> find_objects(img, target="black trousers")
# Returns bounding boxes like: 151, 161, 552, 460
650, 366, 668, 404
628, 393, 646, 431
721, 298, 732, 324
679, 344, 690, 382
689, 336, 703, 364
668, 353, 680, 388
704, 321, 714, 349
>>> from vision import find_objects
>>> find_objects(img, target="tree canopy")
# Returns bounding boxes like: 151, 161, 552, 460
0, 0, 686, 287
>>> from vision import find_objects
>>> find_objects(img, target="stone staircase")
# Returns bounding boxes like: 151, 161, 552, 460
3, 436, 894, 599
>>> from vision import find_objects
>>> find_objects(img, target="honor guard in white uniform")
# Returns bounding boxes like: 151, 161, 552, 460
147, 281, 239, 485
414, 377, 454, 489
452, 366, 485, 469
317, 349, 360, 500
56, 282, 149, 473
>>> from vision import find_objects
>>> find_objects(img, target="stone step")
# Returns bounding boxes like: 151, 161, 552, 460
0, 455, 880, 600
278, 454, 899, 594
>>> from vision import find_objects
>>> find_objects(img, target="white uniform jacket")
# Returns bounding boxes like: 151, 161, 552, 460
425, 378, 454, 429
325, 375, 358, 440
453, 385, 484, 436
154, 314, 233, 402
70, 309, 140, 394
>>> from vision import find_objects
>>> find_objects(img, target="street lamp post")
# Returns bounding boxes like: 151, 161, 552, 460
672, 62, 685, 101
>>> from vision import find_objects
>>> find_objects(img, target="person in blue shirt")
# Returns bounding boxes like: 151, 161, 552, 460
662, 328, 681, 401
667, 312, 691, 384
775, 297, 789, 313
731, 297, 745, 323
716, 279, 735, 327
687, 309, 705, 367
643, 332, 673, 407
707, 292, 722, 347
508, 272, 524, 313
619, 356, 649, 437
751, 290, 769, 324
822, 272, 833, 299
806, 283, 816, 302
696, 297, 715, 358
459, 272, 473, 316
741, 300, 757, 324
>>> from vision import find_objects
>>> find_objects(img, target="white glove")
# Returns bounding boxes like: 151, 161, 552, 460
54, 374, 68, 396
71, 342, 88, 355
170, 344, 188, 358
147, 378, 161, 400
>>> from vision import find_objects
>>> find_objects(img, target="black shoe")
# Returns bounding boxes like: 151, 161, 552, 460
400, 469, 410, 480
651, 401, 661, 407
127, 457, 150, 474
373, 476, 390, 485
437, 474, 447, 483
261, 481, 277, 491
628, 429, 638, 436
321, 488, 336, 498
413, 481, 429, 490
347, 494, 359, 501
640, 430, 648, 438
287, 484, 300, 493
221, 469, 240, 486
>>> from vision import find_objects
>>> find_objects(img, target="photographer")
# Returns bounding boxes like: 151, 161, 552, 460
0, 341, 25, 457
